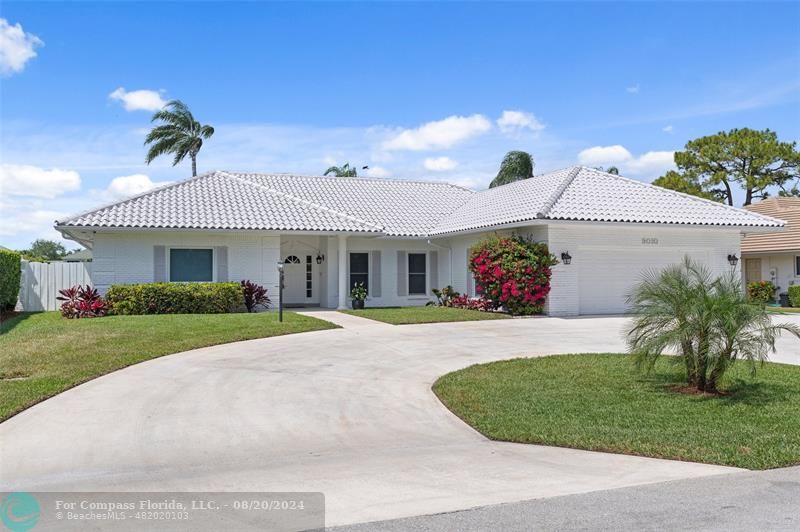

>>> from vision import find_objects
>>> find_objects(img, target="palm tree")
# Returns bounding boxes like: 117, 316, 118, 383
489, 151, 534, 188
627, 258, 800, 392
144, 100, 214, 177
323, 162, 358, 177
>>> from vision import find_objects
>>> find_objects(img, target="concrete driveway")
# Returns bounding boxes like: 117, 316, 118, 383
2, 312, 799, 526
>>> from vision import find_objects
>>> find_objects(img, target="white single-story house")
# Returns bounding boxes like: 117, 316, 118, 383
54, 166, 784, 316
742, 197, 800, 297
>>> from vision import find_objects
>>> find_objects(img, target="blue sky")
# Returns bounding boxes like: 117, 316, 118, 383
1, 1, 799, 249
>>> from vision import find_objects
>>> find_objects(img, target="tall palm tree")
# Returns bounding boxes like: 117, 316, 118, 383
144, 100, 214, 177
323, 162, 358, 177
627, 257, 800, 392
489, 151, 534, 188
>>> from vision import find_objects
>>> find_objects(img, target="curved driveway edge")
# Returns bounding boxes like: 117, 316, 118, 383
2, 312, 785, 526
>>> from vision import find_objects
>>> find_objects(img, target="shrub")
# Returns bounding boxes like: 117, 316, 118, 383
427, 286, 460, 307
350, 282, 367, 301
0, 249, 21, 311
57, 285, 108, 319
449, 294, 495, 312
747, 281, 776, 304
789, 286, 800, 308
469, 235, 558, 315
105, 282, 243, 315
241, 280, 270, 312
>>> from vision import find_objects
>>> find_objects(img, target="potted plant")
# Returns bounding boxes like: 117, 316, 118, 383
350, 282, 367, 309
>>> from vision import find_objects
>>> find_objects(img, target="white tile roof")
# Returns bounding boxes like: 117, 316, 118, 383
429, 166, 784, 235
57, 166, 784, 238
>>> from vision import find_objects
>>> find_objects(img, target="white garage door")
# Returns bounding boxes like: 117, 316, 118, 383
577, 246, 711, 315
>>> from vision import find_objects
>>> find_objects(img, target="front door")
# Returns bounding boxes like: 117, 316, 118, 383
745, 258, 762, 284
283, 255, 306, 305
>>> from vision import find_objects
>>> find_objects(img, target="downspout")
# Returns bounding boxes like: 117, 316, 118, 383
426, 238, 452, 289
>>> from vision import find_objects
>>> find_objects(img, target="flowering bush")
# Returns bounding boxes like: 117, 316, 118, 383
241, 280, 270, 312
469, 235, 558, 315
747, 281, 776, 305
57, 285, 108, 319
350, 282, 367, 301
449, 294, 494, 312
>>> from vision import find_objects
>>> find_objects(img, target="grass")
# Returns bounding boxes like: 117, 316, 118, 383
0, 311, 336, 422
767, 307, 800, 313
341, 306, 510, 325
433, 354, 800, 469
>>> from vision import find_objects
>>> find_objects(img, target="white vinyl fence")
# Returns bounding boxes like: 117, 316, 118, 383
19, 260, 93, 311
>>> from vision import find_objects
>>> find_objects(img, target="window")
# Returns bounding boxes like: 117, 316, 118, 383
284, 255, 301, 264
169, 248, 213, 282
349, 252, 369, 293
408, 253, 426, 295
795, 256, 800, 277
306, 255, 313, 298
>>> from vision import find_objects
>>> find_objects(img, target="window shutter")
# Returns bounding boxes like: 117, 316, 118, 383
215, 246, 228, 281
371, 250, 382, 297
153, 246, 166, 282
429, 251, 438, 290
397, 251, 407, 296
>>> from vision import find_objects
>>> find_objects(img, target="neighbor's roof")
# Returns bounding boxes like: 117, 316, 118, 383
56, 166, 784, 238
742, 197, 800, 254
429, 166, 784, 235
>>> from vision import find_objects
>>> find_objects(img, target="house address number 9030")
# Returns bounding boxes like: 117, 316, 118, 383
641, 238, 659, 245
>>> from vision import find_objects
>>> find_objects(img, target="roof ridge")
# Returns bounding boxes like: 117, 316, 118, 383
577, 166, 786, 226
228, 171, 476, 193
218, 171, 385, 232
536, 166, 582, 218
56, 170, 218, 225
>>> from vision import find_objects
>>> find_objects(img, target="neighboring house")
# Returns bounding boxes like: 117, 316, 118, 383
742, 197, 800, 295
63, 249, 93, 262
54, 166, 783, 316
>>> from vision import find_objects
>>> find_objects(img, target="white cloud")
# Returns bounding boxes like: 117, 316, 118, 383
109, 87, 167, 112
496, 110, 545, 134
101, 174, 171, 200
662, 125, 674, 133
0, 164, 81, 198
364, 166, 390, 178
577, 145, 675, 178
424, 156, 458, 172
382, 114, 492, 151
626, 84, 640, 94
0, 19, 43, 75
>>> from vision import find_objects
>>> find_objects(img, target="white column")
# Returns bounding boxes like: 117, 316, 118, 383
337, 234, 348, 309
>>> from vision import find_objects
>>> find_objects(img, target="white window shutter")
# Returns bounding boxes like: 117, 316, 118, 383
429, 251, 438, 290
153, 246, 166, 282
215, 246, 228, 281
397, 251, 407, 296
371, 250, 381, 297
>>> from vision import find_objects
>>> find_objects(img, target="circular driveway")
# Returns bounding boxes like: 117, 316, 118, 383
3, 312, 798, 526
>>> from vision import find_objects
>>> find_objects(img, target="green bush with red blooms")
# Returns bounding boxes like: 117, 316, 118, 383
747, 281, 776, 305
469, 235, 558, 315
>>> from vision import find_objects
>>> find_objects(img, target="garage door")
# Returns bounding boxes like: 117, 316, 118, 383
577, 246, 711, 315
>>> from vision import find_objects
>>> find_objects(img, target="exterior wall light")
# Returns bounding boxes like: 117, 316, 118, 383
728, 254, 739, 267
561, 251, 572, 265
316, 253, 325, 265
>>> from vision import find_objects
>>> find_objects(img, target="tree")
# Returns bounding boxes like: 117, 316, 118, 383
144, 100, 214, 177
654, 128, 800, 206
490, 151, 534, 188
627, 258, 800, 393
27, 239, 66, 260
652, 170, 717, 201
323, 163, 358, 177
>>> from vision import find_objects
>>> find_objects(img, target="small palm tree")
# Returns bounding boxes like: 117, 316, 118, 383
144, 100, 214, 177
627, 258, 800, 393
323, 162, 358, 177
489, 151, 534, 188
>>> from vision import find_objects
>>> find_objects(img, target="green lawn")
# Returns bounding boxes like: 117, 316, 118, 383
433, 354, 800, 469
767, 307, 800, 313
341, 306, 510, 325
0, 311, 336, 422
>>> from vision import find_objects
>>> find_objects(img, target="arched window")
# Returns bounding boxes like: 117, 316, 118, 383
284, 255, 301, 264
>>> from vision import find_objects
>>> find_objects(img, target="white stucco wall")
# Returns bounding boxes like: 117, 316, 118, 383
743, 253, 797, 298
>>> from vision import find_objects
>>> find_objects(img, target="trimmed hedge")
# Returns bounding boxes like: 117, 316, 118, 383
0, 249, 21, 311
747, 280, 776, 305
789, 286, 800, 308
105, 282, 243, 315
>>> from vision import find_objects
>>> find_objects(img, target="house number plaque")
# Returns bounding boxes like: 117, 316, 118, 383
641, 238, 659, 245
